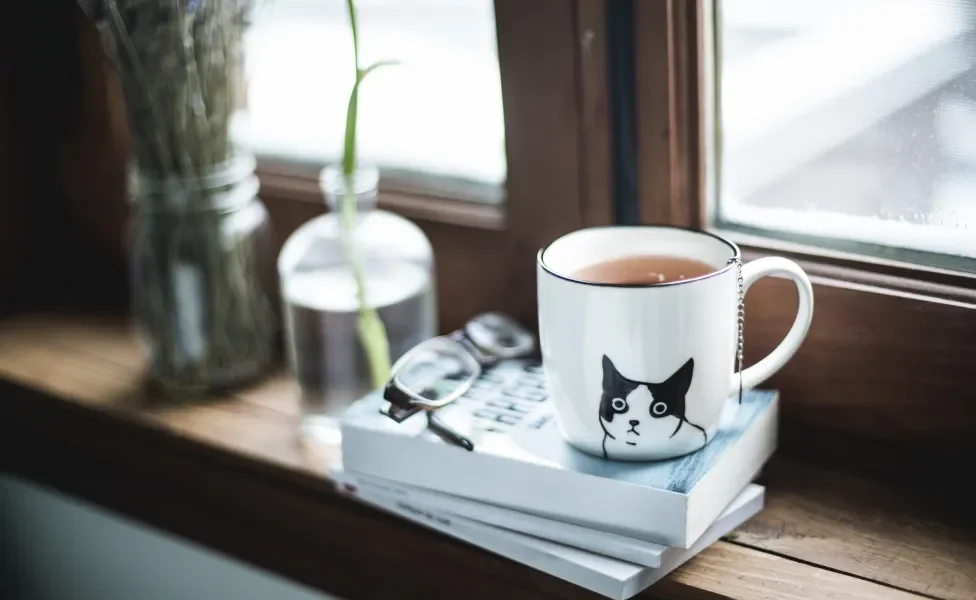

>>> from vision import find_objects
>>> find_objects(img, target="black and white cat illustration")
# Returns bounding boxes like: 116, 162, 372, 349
598, 355, 706, 460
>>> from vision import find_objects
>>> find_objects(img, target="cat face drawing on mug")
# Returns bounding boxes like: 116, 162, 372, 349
598, 355, 706, 460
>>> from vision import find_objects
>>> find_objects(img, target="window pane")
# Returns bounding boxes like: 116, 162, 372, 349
715, 0, 976, 264
237, 0, 505, 195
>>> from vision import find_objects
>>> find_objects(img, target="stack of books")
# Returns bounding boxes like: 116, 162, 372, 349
338, 360, 778, 600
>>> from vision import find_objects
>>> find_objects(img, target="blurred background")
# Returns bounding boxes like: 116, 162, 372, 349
2, 0, 976, 597
3, 0, 976, 315
717, 0, 976, 264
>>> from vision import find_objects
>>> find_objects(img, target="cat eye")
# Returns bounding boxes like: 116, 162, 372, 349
651, 401, 668, 416
611, 398, 627, 411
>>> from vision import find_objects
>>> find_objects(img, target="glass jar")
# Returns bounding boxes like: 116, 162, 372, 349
129, 154, 277, 393
278, 165, 436, 443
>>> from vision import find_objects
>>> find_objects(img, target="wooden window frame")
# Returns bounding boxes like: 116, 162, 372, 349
256, 0, 614, 334
22, 0, 975, 481
635, 0, 976, 480
4, 1, 614, 329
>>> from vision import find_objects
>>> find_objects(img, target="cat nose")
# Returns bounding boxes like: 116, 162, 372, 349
629, 420, 639, 426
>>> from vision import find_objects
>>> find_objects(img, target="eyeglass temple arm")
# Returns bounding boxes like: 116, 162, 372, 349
426, 412, 474, 451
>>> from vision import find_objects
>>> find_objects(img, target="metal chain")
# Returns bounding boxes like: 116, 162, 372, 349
729, 257, 745, 404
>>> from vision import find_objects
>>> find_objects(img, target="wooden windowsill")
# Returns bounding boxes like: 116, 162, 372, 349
0, 314, 972, 600
256, 161, 507, 231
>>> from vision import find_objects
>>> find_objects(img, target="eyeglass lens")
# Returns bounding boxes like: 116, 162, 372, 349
394, 342, 478, 403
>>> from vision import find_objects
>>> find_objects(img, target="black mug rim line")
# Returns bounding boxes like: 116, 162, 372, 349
537, 225, 742, 289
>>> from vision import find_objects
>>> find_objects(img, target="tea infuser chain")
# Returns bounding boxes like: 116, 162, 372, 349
728, 257, 745, 404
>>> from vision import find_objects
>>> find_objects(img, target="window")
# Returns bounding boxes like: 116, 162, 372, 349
251, 0, 613, 331
712, 0, 976, 269
11, 0, 975, 479
241, 0, 505, 200
634, 0, 976, 473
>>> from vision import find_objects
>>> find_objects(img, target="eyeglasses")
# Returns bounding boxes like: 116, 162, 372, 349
381, 312, 536, 450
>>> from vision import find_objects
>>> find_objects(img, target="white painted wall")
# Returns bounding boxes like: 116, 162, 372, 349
0, 475, 340, 600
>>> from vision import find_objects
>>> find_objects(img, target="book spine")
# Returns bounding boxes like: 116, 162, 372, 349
341, 424, 689, 545
685, 395, 778, 546
621, 484, 765, 598
343, 470, 666, 568
336, 481, 621, 599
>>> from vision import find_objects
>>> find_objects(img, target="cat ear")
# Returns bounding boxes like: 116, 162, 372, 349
602, 355, 623, 388
667, 358, 694, 396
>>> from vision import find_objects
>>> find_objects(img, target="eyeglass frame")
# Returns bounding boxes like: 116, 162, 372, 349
380, 313, 536, 449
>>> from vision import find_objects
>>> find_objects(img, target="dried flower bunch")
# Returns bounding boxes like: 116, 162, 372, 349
80, 0, 253, 180
81, 0, 276, 392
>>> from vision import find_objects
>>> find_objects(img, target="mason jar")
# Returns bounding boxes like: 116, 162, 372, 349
129, 154, 277, 393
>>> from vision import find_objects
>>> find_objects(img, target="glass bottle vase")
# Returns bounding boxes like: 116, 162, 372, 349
278, 165, 437, 443
129, 154, 278, 393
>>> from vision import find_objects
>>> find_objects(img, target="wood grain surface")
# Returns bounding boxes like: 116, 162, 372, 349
576, 0, 615, 229
743, 275, 976, 461
733, 461, 976, 600
635, 0, 702, 229
1, 314, 972, 600
665, 542, 927, 600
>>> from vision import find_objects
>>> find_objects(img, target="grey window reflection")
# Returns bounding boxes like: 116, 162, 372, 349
715, 0, 976, 266
238, 0, 505, 196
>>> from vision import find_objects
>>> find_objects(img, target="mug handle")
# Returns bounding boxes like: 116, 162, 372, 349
731, 257, 814, 394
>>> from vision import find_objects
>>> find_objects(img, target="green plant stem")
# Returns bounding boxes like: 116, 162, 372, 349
340, 0, 393, 388
343, 0, 361, 176
339, 187, 391, 388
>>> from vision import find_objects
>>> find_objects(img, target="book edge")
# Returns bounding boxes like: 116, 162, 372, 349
342, 468, 667, 568
339, 479, 765, 600
342, 420, 691, 544
342, 484, 624, 598
622, 484, 765, 597
684, 392, 779, 547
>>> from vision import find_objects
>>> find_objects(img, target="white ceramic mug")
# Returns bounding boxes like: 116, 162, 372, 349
537, 226, 813, 461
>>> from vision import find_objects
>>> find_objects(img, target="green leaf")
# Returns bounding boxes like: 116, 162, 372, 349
341, 0, 362, 177
359, 59, 402, 81
346, 0, 360, 71
339, 0, 395, 390
341, 60, 400, 178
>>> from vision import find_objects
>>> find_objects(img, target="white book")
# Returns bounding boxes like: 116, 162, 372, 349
342, 469, 671, 567
335, 470, 764, 600
341, 360, 777, 548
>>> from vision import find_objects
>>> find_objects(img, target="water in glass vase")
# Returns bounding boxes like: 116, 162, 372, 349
278, 165, 437, 444
283, 260, 435, 444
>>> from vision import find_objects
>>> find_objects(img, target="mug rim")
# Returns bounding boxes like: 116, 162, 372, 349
538, 225, 741, 288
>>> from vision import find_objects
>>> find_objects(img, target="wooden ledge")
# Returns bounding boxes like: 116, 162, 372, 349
0, 314, 973, 600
